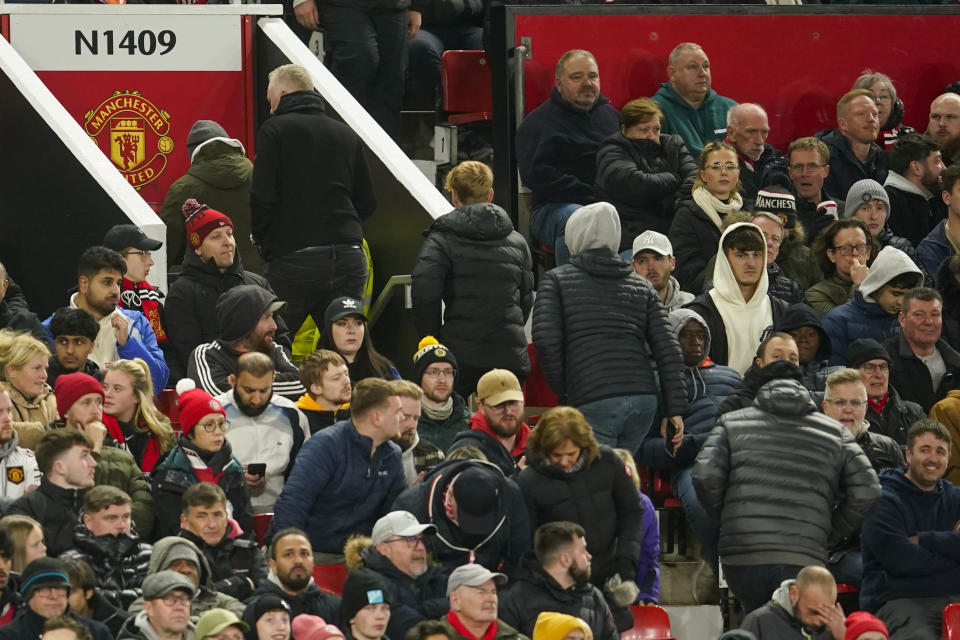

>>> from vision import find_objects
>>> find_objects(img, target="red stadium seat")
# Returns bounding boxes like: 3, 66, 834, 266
441, 50, 492, 125
313, 564, 349, 596
621, 604, 676, 640
154, 389, 181, 430
523, 342, 558, 409
945, 602, 960, 639
253, 513, 272, 548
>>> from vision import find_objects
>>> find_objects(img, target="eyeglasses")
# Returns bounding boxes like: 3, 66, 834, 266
860, 362, 889, 374
830, 244, 869, 256
34, 587, 68, 597
197, 419, 230, 433
123, 250, 152, 258
159, 593, 192, 607
824, 398, 865, 409
423, 368, 456, 379
706, 162, 738, 172
385, 535, 424, 548
787, 163, 826, 173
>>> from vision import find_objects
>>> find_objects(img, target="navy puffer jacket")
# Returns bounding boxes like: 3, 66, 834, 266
694, 378, 881, 567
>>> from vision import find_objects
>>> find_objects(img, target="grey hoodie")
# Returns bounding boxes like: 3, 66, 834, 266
668, 308, 713, 357
858, 245, 922, 302
564, 202, 621, 256
126, 536, 245, 623
741, 579, 835, 639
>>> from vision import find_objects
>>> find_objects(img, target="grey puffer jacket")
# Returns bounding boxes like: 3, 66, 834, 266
412, 202, 534, 381
693, 378, 881, 567
532, 249, 686, 413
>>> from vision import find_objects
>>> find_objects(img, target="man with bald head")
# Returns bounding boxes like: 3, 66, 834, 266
817, 89, 888, 199
516, 49, 619, 266
741, 565, 846, 639
927, 92, 960, 165
726, 103, 783, 206
652, 42, 737, 156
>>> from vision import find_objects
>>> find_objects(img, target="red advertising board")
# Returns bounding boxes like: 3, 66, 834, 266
3, 8, 266, 208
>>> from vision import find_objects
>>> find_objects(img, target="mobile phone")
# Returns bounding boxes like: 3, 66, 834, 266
664, 420, 678, 457
247, 463, 266, 477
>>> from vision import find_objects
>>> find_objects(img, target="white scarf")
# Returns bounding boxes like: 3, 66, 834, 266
692, 186, 744, 229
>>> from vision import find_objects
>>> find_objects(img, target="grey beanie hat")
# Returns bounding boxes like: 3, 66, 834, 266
187, 120, 229, 160
845, 179, 890, 214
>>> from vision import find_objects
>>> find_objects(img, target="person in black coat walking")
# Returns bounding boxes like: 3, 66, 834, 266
532, 201, 687, 454
594, 98, 696, 249
411, 161, 534, 396
515, 407, 643, 631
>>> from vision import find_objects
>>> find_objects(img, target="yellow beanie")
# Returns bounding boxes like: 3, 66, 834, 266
532, 612, 593, 640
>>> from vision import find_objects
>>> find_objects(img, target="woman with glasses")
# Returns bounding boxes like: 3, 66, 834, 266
594, 97, 696, 248
102, 358, 176, 472
150, 385, 252, 539
807, 218, 879, 316
851, 71, 915, 151
669, 141, 744, 293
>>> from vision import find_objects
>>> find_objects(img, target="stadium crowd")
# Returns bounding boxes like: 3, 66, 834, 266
4, 38, 960, 640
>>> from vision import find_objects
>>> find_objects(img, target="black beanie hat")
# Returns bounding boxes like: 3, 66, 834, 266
412, 336, 459, 384
341, 568, 393, 623
21, 557, 71, 601
846, 339, 892, 369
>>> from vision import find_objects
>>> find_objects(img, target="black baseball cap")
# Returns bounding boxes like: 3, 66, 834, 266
103, 224, 163, 252
324, 296, 368, 326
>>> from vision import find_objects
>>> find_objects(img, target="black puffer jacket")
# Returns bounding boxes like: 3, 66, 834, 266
411, 203, 533, 382
516, 446, 643, 587
164, 249, 291, 380
855, 428, 905, 472
766, 262, 805, 306
668, 198, 723, 294
718, 360, 804, 415
884, 333, 960, 413
5, 478, 85, 557
499, 554, 619, 640
531, 249, 686, 414
815, 129, 888, 200
62, 526, 151, 609
693, 378, 881, 567
865, 385, 923, 447
594, 132, 696, 247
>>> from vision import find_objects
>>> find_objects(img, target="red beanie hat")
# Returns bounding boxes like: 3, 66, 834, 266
845, 612, 889, 640
54, 372, 104, 420
176, 386, 225, 435
182, 198, 233, 250
292, 615, 344, 640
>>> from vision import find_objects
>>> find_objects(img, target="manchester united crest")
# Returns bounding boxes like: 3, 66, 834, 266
7, 467, 23, 484
84, 90, 173, 190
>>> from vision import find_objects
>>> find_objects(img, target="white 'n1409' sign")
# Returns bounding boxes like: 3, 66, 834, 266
9, 14, 241, 72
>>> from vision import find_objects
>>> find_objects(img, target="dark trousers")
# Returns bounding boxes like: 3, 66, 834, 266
722, 563, 804, 614
405, 25, 484, 110
265, 244, 367, 335
320, 6, 408, 138
877, 596, 960, 640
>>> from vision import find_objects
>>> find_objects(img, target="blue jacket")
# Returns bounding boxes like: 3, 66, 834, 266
861, 469, 960, 612
822, 293, 900, 366
917, 219, 955, 277
268, 419, 406, 553
43, 307, 169, 390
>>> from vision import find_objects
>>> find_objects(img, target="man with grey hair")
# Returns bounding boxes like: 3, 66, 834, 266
725, 103, 783, 207
0, 260, 46, 342
652, 42, 737, 156
516, 49, 619, 266
440, 564, 523, 640
251, 63, 375, 336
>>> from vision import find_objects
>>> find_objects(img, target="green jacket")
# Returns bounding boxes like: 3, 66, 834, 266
126, 535, 245, 622
94, 445, 155, 540
159, 140, 260, 273
652, 82, 736, 157
778, 233, 823, 291
805, 273, 856, 316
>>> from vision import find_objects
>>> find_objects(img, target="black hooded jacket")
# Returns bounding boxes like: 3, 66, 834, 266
411, 202, 534, 383
165, 249, 291, 380
815, 129, 888, 200
250, 90, 376, 261
719, 360, 805, 415
775, 303, 838, 393
186, 285, 304, 401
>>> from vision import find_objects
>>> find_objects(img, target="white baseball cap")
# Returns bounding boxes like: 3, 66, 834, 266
632, 230, 673, 258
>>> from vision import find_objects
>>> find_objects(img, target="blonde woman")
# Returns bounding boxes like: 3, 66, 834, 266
102, 358, 176, 472
0, 514, 46, 572
0, 330, 56, 449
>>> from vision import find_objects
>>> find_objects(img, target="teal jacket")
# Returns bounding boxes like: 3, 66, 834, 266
652, 83, 737, 157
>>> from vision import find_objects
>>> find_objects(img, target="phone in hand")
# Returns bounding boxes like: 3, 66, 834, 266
664, 420, 679, 457
247, 463, 266, 477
